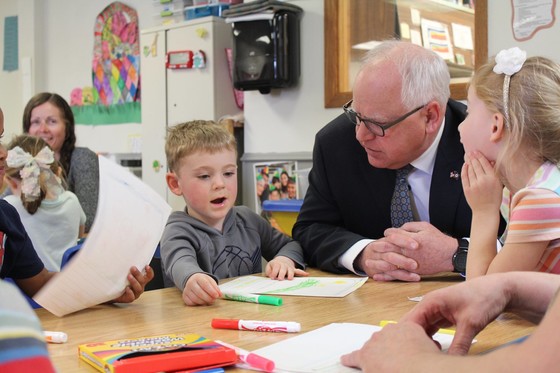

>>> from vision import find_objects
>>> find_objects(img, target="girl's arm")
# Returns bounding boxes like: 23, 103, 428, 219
486, 241, 549, 274
466, 208, 502, 278
461, 152, 504, 279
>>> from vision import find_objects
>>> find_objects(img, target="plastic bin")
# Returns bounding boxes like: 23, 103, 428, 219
184, 3, 230, 20
193, 0, 242, 4
262, 199, 303, 236
294, 168, 310, 199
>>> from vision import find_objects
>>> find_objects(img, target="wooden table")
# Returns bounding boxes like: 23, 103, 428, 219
35, 269, 534, 372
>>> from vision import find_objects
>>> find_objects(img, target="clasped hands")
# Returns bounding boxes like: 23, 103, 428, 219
356, 222, 457, 281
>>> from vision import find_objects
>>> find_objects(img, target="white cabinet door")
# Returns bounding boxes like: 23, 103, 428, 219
140, 29, 168, 201
141, 18, 239, 210
166, 18, 237, 126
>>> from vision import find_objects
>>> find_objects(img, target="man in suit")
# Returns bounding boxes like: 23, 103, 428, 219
293, 40, 503, 281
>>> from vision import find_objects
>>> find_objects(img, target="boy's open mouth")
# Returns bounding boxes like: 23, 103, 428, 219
211, 197, 226, 204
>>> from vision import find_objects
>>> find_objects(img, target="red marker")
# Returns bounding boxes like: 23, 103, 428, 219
212, 318, 301, 333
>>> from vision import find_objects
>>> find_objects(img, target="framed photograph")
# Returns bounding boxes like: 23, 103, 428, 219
253, 161, 299, 212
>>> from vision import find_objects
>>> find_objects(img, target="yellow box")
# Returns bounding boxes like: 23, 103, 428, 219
262, 200, 303, 236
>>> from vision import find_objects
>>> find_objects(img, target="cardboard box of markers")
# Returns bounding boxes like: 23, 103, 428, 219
78, 333, 236, 373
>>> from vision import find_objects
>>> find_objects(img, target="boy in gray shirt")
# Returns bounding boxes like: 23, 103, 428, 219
161, 121, 307, 306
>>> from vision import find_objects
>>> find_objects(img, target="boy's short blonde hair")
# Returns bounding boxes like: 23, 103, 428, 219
165, 120, 237, 173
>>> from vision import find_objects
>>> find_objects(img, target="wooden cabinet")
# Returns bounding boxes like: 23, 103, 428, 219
140, 17, 238, 211
324, 0, 486, 107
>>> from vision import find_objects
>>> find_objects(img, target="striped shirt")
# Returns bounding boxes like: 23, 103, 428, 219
0, 280, 55, 372
501, 162, 560, 273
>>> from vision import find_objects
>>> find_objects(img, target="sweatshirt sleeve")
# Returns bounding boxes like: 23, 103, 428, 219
160, 215, 218, 291
244, 208, 306, 269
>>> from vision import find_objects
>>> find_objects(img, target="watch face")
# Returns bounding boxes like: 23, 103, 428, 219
453, 250, 468, 273
456, 251, 467, 269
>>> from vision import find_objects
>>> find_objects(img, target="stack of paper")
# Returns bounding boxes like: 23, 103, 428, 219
33, 156, 172, 316
253, 323, 455, 372
219, 276, 368, 298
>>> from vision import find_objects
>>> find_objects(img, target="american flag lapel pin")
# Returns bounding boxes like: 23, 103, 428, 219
450, 170, 459, 180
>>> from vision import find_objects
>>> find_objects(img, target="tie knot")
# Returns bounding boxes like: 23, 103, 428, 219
396, 164, 413, 180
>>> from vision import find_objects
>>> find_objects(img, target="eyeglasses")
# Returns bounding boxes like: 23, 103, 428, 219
343, 99, 425, 137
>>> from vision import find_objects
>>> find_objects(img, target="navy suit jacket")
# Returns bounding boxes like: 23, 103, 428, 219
293, 100, 495, 273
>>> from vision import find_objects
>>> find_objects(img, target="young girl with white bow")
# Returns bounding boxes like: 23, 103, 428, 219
459, 47, 560, 279
4, 135, 85, 271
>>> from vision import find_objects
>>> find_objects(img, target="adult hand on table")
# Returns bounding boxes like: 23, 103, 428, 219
399, 274, 512, 355
340, 321, 441, 371
356, 238, 420, 282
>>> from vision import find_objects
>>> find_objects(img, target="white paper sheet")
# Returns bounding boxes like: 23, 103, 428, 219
253, 323, 455, 373
451, 22, 473, 50
33, 156, 172, 316
219, 276, 368, 298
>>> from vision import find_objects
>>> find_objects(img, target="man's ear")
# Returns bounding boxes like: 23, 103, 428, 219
166, 172, 183, 196
423, 101, 442, 134
490, 113, 506, 142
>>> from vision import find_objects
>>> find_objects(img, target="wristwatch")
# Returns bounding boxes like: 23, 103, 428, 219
452, 238, 469, 276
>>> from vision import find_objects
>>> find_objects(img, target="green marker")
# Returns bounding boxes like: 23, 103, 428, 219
222, 291, 282, 306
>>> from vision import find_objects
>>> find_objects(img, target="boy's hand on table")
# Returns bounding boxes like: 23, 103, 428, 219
183, 273, 222, 306
266, 256, 308, 280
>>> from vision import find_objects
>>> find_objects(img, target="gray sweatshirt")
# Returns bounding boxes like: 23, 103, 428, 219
160, 206, 306, 290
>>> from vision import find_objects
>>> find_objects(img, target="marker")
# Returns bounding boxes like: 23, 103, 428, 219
177, 368, 225, 373
215, 340, 275, 373
212, 318, 301, 333
44, 331, 68, 344
221, 291, 282, 306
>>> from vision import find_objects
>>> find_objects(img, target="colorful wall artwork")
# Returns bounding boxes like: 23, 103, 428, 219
71, 2, 141, 125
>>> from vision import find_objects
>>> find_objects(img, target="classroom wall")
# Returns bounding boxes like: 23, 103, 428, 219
0, 0, 337, 156
2, 2, 560, 156
487, 1, 560, 59
32, 0, 157, 153
241, 0, 339, 153
0, 0, 37, 141
1, 0, 161, 152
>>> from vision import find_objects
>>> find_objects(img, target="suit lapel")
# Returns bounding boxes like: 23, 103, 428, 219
359, 152, 395, 222
429, 102, 466, 230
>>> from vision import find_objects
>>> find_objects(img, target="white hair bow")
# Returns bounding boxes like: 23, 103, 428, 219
7, 146, 57, 201
493, 47, 527, 128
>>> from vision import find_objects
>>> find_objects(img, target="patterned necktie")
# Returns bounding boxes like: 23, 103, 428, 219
391, 165, 414, 228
